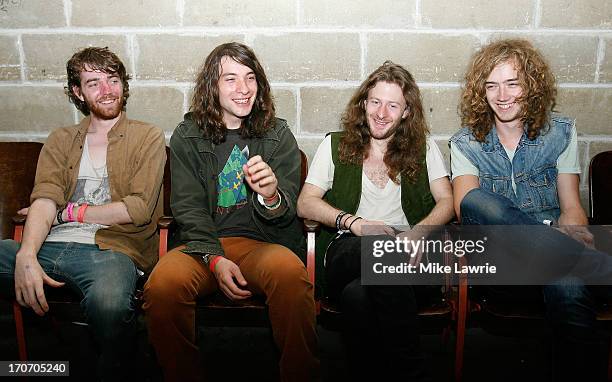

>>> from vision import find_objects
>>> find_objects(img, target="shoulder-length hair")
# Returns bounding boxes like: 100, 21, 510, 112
191, 42, 275, 143
65, 46, 131, 115
339, 61, 429, 184
460, 39, 557, 142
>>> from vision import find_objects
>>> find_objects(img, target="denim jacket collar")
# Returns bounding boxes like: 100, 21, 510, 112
482, 124, 544, 155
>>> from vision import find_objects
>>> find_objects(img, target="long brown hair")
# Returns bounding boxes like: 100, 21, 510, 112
339, 61, 429, 184
191, 42, 275, 143
460, 39, 557, 142
65, 46, 130, 115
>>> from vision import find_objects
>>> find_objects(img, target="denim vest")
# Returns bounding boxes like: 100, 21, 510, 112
450, 115, 574, 223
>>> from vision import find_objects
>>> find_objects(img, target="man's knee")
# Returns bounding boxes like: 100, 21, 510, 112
259, 250, 313, 301
144, 264, 197, 309
84, 283, 135, 330
274, 259, 311, 291
460, 188, 512, 224
340, 279, 369, 315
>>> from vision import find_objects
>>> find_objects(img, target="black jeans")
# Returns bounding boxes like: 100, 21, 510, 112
325, 233, 429, 381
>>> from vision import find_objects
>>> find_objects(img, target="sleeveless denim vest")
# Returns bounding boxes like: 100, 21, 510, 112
450, 114, 574, 223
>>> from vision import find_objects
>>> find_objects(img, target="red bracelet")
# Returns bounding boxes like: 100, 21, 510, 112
77, 203, 89, 223
209, 256, 222, 272
263, 192, 279, 203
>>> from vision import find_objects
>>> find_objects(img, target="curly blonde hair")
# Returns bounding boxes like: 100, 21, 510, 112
460, 39, 557, 142
339, 61, 429, 184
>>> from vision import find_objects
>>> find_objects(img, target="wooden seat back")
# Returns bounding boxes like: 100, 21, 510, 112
0, 142, 43, 240
589, 150, 612, 225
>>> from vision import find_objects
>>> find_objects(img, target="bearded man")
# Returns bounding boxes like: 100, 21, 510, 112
0, 46, 165, 379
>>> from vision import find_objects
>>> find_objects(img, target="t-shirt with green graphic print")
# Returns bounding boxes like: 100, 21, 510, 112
213, 128, 267, 241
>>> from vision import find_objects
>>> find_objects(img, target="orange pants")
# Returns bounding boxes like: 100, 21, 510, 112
143, 237, 319, 382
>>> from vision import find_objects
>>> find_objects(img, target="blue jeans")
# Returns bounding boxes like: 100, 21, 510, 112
461, 189, 610, 381
0, 240, 139, 379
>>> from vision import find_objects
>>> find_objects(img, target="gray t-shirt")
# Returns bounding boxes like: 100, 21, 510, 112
46, 136, 111, 244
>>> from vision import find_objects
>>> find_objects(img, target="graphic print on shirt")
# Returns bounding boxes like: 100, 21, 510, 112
46, 157, 111, 244
216, 145, 249, 214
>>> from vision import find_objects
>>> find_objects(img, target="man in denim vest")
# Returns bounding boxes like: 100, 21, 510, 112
451, 39, 610, 381
298, 61, 454, 380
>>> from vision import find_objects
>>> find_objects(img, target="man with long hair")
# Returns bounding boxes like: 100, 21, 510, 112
0, 46, 166, 379
143, 42, 318, 382
451, 39, 610, 380
298, 61, 454, 380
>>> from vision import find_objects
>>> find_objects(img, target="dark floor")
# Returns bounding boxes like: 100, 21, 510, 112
0, 301, 560, 381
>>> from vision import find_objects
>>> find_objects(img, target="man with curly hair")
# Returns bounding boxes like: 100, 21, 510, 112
298, 61, 454, 380
0, 46, 166, 379
451, 39, 610, 380
143, 42, 318, 382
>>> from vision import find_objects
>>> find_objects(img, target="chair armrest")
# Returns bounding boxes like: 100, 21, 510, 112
157, 216, 174, 229
157, 216, 174, 258
303, 219, 320, 232
303, 219, 320, 287
12, 215, 26, 225
12, 215, 26, 243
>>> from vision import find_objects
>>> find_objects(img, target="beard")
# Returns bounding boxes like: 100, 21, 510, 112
369, 119, 402, 141
87, 96, 123, 120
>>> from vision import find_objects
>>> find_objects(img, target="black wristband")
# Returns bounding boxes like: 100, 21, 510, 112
340, 213, 353, 230
348, 216, 362, 233
56, 208, 65, 225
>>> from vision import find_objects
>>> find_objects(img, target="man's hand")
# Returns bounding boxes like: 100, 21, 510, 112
396, 228, 426, 267
211, 257, 252, 300
243, 155, 278, 200
556, 225, 595, 249
17, 207, 29, 216
350, 218, 395, 236
14, 253, 64, 316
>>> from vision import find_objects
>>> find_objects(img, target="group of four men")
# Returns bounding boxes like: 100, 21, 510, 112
0, 38, 608, 381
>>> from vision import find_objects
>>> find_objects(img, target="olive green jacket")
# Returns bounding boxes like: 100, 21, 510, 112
169, 113, 305, 259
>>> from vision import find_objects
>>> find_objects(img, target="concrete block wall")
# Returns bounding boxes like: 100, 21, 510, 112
0, 0, 610, 211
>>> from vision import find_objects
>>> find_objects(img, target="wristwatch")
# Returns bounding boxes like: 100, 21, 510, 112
201, 253, 213, 266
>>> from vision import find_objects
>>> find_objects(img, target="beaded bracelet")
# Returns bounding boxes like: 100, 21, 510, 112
263, 192, 282, 210
66, 202, 76, 222
56, 208, 66, 225
335, 211, 347, 230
